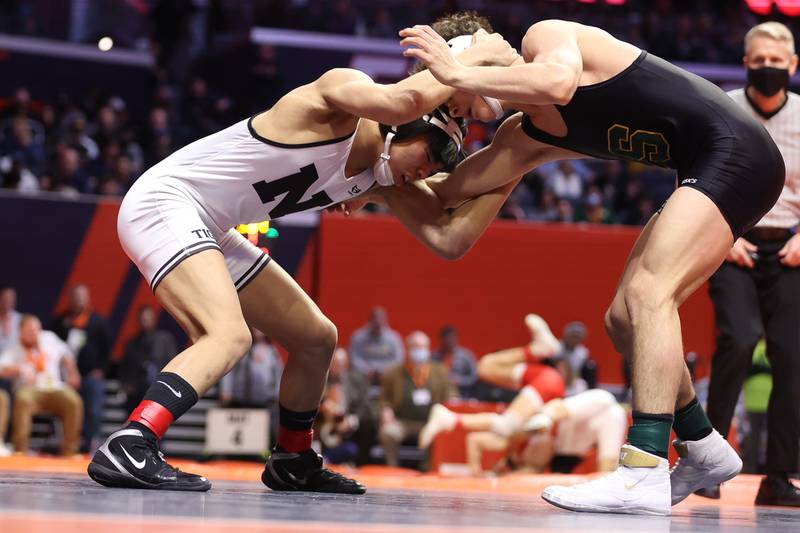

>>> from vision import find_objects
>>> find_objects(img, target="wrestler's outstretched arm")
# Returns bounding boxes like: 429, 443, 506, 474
401, 20, 582, 105
320, 30, 516, 125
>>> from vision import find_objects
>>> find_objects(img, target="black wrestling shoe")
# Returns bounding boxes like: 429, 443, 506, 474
694, 484, 721, 499
755, 475, 800, 507
262, 446, 366, 494
87, 427, 211, 491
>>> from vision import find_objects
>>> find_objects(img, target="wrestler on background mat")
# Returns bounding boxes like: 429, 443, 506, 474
418, 314, 565, 450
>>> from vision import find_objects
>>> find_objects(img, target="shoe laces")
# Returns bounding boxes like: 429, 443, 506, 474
670, 453, 703, 476
315, 466, 361, 487
139, 435, 182, 473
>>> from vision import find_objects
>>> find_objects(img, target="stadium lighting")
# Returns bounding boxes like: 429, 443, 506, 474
97, 36, 114, 52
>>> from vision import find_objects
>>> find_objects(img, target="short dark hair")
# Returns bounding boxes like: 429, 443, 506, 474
440, 325, 458, 337
0, 284, 14, 292
378, 106, 467, 172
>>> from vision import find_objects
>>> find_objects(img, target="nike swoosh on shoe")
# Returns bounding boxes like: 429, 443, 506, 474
120, 445, 147, 469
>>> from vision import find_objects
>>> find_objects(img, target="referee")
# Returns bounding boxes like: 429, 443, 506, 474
701, 22, 800, 506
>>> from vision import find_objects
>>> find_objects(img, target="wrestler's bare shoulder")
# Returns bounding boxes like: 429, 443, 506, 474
251, 69, 363, 145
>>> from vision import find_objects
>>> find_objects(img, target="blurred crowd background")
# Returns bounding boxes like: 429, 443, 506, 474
0, 0, 797, 225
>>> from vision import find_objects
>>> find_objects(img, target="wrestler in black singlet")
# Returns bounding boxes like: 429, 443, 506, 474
521, 51, 785, 238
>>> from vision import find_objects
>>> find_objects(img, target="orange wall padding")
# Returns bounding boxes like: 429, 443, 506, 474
53, 200, 131, 318
315, 214, 715, 385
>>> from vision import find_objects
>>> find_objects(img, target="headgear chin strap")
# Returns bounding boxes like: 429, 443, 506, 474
447, 34, 505, 120
373, 130, 396, 186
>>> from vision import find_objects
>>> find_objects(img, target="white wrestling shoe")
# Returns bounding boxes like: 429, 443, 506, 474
418, 404, 457, 448
670, 429, 742, 505
542, 444, 671, 516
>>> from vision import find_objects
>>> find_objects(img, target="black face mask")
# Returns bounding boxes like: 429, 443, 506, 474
747, 66, 790, 97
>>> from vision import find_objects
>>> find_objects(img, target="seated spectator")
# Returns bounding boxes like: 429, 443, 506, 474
0, 315, 83, 456
470, 389, 627, 475
318, 347, 374, 465
0, 157, 40, 191
432, 325, 478, 399
553, 321, 592, 396
2, 117, 46, 175
349, 307, 404, 386
51, 284, 111, 452
219, 328, 283, 408
45, 146, 90, 193
219, 328, 283, 446
0, 388, 9, 456
530, 187, 560, 222
548, 161, 584, 201
378, 331, 453, 467
0, 284, 21, 354
119, 305, 178, 414
0, 285, 21, 423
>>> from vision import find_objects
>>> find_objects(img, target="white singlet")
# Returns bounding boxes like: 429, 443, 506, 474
553, 389, 627, 461
118, 114, 377, 290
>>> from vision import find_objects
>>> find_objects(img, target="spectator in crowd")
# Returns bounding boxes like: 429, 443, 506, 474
0, 285, 21, 354
0, 387, 8, 456
0, 157, 39, 191
530, 187, 560, 222
498, 192, 529, 222
46, 145, 89, 193
2, 117, 46, 176
553, 322, 592, 396
0, 315, 83, 456
140, 106, 175, 168
90, 105, 121, 152
0, 2, 792, 226
0, 285, 21, 417
51, 284, 111, 452
349, 307, 404, 386
118, 305, 178, 414
379, 331, 452, 467
555, 198, 576, 223
64, 116, 99, 161
0, 87, 35, 121
432, 325, 478, 399
219, 328, 283, 409
548, 161, 584, 202
318, 347, 375, 465
3, 0, 794, 68
219, 328, 283, 447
